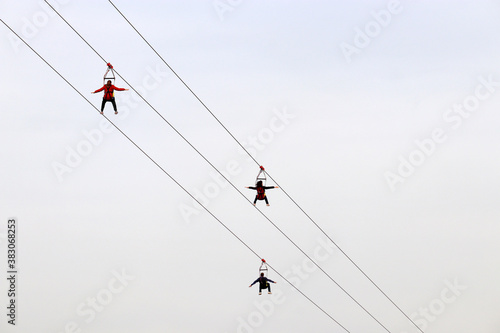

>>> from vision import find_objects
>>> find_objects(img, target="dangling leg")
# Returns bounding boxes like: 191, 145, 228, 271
253, 196, 258, 206
267, 283, 272, 294
100, 99, 107, 114
264, 196, 269, 206
258, 285, 262, 295
111, 98, 118, 114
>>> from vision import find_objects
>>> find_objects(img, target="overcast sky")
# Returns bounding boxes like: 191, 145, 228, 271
1, 0, 500, 332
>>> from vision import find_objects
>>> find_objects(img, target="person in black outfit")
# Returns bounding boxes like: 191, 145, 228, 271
249, 273, 277, 295
246, 181, 278, 206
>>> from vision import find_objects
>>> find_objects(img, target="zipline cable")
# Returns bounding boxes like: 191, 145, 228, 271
0, 18, 351, 333
40, 2, 402, 331
41, 3, 396, 331
106, 2, 424, 333
41, 4, 392, 332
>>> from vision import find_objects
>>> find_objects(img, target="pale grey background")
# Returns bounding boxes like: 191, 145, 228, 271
1, 0, 499, 332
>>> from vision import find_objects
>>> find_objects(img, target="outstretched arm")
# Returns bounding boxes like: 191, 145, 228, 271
249, 278, 259, 287
113, 86, 129, 91
246, 186, 257, 190
92, 86, 105, 94
264, 186, 278, 190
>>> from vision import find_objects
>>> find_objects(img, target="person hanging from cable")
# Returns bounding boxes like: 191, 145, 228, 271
249, 272, 276, 295
92, 80, 128, 115
246, 180, 278, 206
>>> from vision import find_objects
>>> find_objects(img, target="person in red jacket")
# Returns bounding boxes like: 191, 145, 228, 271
92, 80, 128, 115
246, 181, 278, 206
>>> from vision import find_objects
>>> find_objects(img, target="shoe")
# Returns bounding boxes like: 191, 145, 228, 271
115, 111, 118, 115
100, 111, 103, 115
259, 292, 262, 295
268, 292, 272, 294
266, 204, 270, 206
